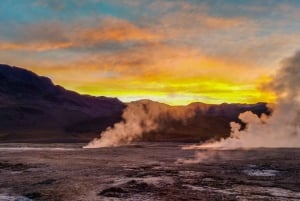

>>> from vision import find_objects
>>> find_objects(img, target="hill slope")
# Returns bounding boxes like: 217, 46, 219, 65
0, 64, 125, 142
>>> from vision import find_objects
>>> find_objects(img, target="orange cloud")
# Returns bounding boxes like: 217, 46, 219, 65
151, 1, 246, 40
78, 17, 161, 44
0, 17, 161, 52
0, 41, 73, 51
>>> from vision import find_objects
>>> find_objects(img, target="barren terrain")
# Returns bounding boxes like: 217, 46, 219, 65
0, 143, 299, 201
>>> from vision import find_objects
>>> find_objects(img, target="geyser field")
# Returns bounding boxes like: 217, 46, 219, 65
0, 143, 300, 201
2, 1, 300, 199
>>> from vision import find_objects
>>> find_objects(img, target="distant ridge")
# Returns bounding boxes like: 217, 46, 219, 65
0, 64, 269, 143
0, 64, 125, 142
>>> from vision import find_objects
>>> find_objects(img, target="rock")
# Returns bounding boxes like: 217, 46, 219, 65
98, 187, 128, 197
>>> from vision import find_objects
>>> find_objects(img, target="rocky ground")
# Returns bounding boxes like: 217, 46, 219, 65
0, 143, 299, 201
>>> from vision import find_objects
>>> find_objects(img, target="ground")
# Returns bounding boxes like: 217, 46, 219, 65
0, 143, 299, 201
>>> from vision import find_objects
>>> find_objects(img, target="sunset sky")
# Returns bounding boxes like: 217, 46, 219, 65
1, 0, 299, 105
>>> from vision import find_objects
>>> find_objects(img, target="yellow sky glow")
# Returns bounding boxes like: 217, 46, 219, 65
28, 55, 276, 105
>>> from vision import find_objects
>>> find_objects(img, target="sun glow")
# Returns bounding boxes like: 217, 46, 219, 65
26, 53, 276, 105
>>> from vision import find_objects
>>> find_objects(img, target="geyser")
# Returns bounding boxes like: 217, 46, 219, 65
84, 100, 195, 148
191, 50, 300, 149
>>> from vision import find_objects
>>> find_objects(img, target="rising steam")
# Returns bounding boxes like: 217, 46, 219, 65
85, 51, 300, 149
84, 100, 196, 148
189, 51, 300, 149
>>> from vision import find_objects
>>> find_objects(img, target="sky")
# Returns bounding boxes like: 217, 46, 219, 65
1, 0, 300, 105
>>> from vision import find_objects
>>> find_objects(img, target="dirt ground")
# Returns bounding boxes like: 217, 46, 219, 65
0, 143, 299, 201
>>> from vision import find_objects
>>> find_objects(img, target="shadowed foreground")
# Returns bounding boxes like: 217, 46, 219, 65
0, 143, 299, 201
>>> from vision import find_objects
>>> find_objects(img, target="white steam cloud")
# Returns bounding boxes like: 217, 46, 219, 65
189, 51, 300, 150
84, 100, 196, 148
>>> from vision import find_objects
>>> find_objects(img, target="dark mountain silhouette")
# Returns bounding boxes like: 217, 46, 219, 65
0, 64, 125, 142
126, 100, 269, 143
0, 64, 269, 143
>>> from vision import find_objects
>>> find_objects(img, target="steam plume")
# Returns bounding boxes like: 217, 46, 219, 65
191, 51, 300, 149
84, 100, 195, 148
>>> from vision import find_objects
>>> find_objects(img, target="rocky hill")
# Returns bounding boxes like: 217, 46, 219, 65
0, 64, 125, 142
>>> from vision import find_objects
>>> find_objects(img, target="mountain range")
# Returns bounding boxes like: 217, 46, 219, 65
0, 64, 269, 143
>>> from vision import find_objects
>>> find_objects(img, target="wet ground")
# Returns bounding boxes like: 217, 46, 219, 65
0, 143, 299, 201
